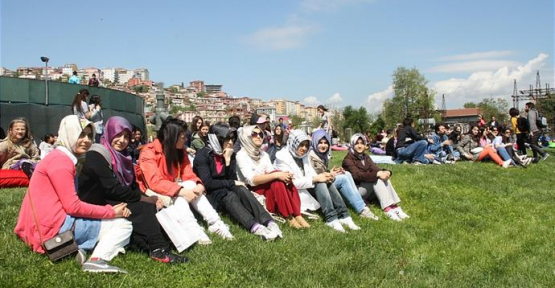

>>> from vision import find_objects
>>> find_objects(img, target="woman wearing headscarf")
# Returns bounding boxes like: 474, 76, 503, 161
194, 123, 282, 241
135, 118, 233, 244
308, 130, 379, 220
78, 116, 188, 264
0, 117, 41, 177
275, 130, 359, 233
235, 125, 308, 229
342, 133, 410, 221
14, 115, 132, 273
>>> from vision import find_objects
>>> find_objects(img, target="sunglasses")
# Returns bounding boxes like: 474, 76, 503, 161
251, 131, 264, 138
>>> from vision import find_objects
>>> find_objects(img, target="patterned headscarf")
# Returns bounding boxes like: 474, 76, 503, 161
56, 115, 94, 167
349, 133, 367, 158
287, 129, 311, 159
101, 116, 134, 186
238, 125, 262, 162
311, 129, 331, 166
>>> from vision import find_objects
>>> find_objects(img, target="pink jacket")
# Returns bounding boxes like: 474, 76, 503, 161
14, 149, 115, 254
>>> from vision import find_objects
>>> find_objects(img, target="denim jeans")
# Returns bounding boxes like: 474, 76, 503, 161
309, 182, 350, 223
495, 146, 511, 161
396, 140, 429, 164
333, 171, 366, 214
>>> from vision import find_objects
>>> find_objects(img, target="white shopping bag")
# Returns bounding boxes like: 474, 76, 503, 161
298, 189, 321, 212
156, 197, 204, 252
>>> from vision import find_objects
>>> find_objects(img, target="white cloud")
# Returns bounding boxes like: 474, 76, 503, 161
327, 93, 343, 103
436, 50, 515, 62
301, 0, 375, 11
245, 22, 317, 50
303, 96, 319, 106
365, 85, 393, 113
427, 60, 521, 73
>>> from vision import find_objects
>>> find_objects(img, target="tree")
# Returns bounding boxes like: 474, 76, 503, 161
369, 114, 386, 135
196, 91, 207, 98
132, 85, 149, 93
290, 115, 304, 128
536, 92, 555, 131
464, 102, 477, 108
477, 97, 509, 122
342, 106, 371, 133
382, 67, 436, 128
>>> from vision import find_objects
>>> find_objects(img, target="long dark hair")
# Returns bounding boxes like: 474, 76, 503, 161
191, 116, 203, 133
157, 117, 187, 174
71, 89, 89, 114
274, 125, 285, 147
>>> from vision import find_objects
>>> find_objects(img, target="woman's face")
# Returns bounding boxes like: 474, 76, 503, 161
491, 128, 499, 136
504, 130, 512, 137
456, 126, 461, 132
296, 140, 309, 157
275, 126, 282, 135
223, 137, 234, 149
471, 127, 480, 135
354, 138, 366, 154
74, 126, 93, 155
317, 138, 329, 153
196, 120, 202, 129
251, 128, 264, 147
199, 126, 209, 137
9, 122, 26, 141
175, 132, 186, 149
134, 131, 142, 141
111, 130, 131, 152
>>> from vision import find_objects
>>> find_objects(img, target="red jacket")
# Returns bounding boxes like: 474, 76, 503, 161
14, 149, 115, 253
135, 139, 202, 197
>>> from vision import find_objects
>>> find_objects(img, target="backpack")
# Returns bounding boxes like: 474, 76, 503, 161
536, 110, 548, 128
516, 116, 529, 132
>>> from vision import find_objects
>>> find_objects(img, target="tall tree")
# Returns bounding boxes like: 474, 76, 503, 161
477, 97, 509, 122
342, 106, 371, 133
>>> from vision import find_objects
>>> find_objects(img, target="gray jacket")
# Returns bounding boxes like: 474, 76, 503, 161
527, 109, 539, 133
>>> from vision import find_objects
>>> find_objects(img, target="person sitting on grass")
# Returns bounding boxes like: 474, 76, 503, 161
275, 130, 360, 233
0, 117, 41, 178
428, 123, 458, 163
135, 117, 234, 245
491, 127, 530, 167
235, 125, 310, 229
342, 133, 410, 222
14, 115, 132, 273
194, 123, 282, 241
457, 125, 511, 168
308, 129, 379, 220
395, 117, 434, 165
190, 121, 210, 152
78, 116, 188, 264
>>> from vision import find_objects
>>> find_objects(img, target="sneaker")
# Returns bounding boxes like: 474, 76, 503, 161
253, 226, 278, 241
541, 153, 550, 162
359, 207, 379, 220
502, 159, 511, 168
523, 157, 533, 166
197, 230, 212, 245
75, 249, 87, 267
325, 220, 346, 233
384, 210, 402, 221
82, 259, 128, 274
208, 221, 234, 241
394, 207, 410, 219
266, 221, 283, 238
412, 161, 424, 165
339, 217, 361, 230
432, 160, 442, 165
444, 160, 455, 164
150, 248, 189, 264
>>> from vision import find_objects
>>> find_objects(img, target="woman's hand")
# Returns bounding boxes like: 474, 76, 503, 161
223, 148, 234, 165
234, 180, 246, 187
377, 170, 391, 181
275, 171, 293, 184
179, 188, 198, 202
112, 203, 131, 218
186, 147, 196, 155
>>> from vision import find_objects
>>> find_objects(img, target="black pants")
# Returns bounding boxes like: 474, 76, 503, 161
516, 133, 527, 155
209, 186, 273, 230
529, 131, 546, 158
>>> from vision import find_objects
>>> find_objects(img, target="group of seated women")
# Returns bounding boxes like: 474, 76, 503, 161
10, 114, 410, 273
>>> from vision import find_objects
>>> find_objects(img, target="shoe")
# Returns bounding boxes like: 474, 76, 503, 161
150, 248, 189, 264
359, 207, 379, 220
394, 207, 410, 219
208, 221, 234, 241
412, 161, 424, 165
253, 226, 278, 241
287, 217, 302, 229
266, 221, 283, 238
197, 230, 213, 245
523, 157, 533, 166
444, 160, 455, 164
326, 220, 346, 233
502, 159, 511, 168
384, 210, 402, 221
75, 249, 87, 267
541, 153, 550, 162
82, 259, 128, 274
295, 216, 311, 228
432, 160, 442, 165
339, 217, 361, 230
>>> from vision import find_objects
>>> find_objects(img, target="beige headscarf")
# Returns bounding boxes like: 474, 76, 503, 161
56, 115, 94, 167
238, 125, 261, 162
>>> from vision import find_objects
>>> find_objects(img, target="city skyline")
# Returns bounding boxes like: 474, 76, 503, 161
1, 0, 553, 112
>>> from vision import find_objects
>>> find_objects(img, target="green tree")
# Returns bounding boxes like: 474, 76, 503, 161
196, 91, 207, 98
382, 67, 436, 128
536, 92, 555, 129
464, 102, 477, 108
133, 85, 149, 93
369, 114, 386, 135
290, 115, 304, 128
477, 97, 509, 122
342, 106, 371, 133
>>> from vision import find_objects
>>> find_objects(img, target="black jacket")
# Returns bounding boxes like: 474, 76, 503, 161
396, 126, 426, 149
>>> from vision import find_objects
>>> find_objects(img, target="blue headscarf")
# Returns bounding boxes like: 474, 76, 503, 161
311, 129, 331, 166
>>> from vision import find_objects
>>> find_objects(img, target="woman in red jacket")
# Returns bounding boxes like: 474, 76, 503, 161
136, 118, 233, 244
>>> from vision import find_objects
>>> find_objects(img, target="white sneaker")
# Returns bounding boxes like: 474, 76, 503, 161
394, 207, 410, 219
502, 159, 511, 168
253, 226, 278, 241
326, 220, 346, 233
339, 217, 361, 230
208, 221, 234, 241
266, 221, 283, 238
359, 206, 379, 220
384, 210, 402, 221
197, 230, 213, 245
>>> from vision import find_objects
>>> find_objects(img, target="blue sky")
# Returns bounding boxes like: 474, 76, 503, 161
1, 0, 553, 112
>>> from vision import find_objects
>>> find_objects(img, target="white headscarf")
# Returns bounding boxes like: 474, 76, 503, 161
287, 129, 311, 159
238, 125, 261, 162
349, 133, 367, 156
57, 115, 94, 162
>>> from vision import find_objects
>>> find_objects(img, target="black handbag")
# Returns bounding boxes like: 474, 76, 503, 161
28, 189, 79, 262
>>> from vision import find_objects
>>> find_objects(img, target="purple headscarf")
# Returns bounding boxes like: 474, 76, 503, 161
311, 129, 331, 166
101, 116, 134, 186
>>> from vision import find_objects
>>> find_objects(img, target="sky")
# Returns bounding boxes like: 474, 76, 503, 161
1, 0, 554, 113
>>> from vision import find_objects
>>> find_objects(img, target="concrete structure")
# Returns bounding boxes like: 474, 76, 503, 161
134, 68, 150, 81
190, 80, 205, 92
101, 68, 118, 83
117, 69, 134, 84
443, 108, 481, 124
205, 84, 223, 94
61, 64, 78, 76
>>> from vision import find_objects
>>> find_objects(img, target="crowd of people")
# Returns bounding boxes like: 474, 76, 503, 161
0, 100, 551, 274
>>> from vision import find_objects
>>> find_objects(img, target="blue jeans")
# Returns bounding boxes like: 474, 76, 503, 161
309, 183, 350, 223
333, 172, 366, 214
396, 140, 429, 164
495, 146, 511, 162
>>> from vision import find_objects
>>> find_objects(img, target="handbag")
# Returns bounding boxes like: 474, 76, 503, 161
28, 189, 78, 262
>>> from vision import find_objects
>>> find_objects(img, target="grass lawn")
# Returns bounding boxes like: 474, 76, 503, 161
1, 150, 554, 287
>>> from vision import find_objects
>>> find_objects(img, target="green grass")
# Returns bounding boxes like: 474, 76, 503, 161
1, 150, 554, 287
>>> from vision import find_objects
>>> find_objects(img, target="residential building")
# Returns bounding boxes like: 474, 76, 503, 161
61, 64, 78, 76
190, 80, 204, 92
134, 68, 150, 81
443, 108, 481, 125
101, 68, 118, 83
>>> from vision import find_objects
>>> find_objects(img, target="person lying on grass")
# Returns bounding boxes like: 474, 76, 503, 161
342, 133, 410, 222
275, 130, 360, 233
78, 116, 188, 264
14, 115, 132, 273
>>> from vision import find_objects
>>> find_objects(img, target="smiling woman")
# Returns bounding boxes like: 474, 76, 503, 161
0, 118, 40, 176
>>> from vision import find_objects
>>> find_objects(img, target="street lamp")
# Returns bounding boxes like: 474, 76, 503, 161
40, 56, 49, 105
